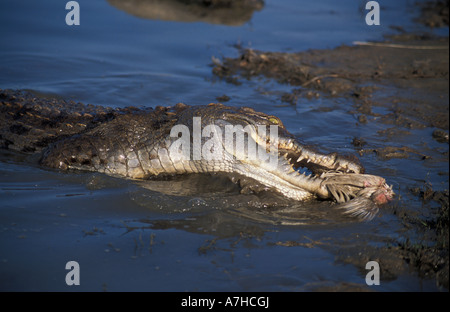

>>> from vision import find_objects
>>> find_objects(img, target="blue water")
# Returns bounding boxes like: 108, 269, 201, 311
0, 0, 424, 108
0, 0, 448, 292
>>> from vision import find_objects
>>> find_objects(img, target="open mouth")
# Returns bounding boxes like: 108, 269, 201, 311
276, 139, 363, 177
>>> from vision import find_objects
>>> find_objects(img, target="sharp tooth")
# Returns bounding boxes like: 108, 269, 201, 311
284, 152, 288, 158
331, 153, 337, 160
297, 155, 304, 162
307, 159, 311, 163
282, 164, 292, 172
287, 142, 293, 149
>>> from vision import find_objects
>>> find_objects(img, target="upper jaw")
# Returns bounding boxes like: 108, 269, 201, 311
269, 135, 364, 181
276, 138, 363, 175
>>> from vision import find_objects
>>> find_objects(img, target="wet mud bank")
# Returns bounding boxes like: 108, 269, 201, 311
213, 35, 448, 129
213, 23, 449, 288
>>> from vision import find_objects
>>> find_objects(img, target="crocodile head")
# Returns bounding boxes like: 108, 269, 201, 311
172, 103, 394, 219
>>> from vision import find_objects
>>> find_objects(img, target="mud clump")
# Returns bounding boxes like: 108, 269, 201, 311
433, 129, 449, 143
400, 189, 449, 289
212, 36, 449, 131
417, 0, 449, 28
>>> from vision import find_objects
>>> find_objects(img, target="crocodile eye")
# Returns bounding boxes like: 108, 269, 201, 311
268, 116, 279, 124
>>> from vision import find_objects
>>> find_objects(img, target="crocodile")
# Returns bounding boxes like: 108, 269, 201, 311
0, 89, 394, 220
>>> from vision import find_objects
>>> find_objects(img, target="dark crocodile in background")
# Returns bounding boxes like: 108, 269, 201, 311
0, 89, 393, 220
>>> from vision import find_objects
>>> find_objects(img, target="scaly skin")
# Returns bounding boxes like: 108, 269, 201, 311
0, 89, 394, 220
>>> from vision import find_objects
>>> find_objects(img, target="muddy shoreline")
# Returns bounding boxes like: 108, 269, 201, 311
212, 11, 449, 288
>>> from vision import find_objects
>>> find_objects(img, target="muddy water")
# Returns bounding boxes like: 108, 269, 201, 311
0, 0, 448, 291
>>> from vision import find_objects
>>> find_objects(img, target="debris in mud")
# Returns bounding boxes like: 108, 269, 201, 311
399, 187, 449, 289
416, 0, 449, 28
351, 137, 367, 148
212, 38, 449, 96
82, 226, 105, 237
274, 236, 329, 248
216, 94, 231, 102
212, 36, 449, 132
359, 146, 430, 160
280, 91, 299, 105
433, 129, 449, 143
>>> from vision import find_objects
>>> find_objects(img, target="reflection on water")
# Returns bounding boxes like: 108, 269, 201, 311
107, 0, 264, 26
110, 172, 353, 226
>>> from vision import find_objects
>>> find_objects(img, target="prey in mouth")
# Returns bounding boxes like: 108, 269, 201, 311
213, 105, 395, 221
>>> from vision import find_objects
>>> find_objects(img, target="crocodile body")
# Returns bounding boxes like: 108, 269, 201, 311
0, 89, 393, 220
